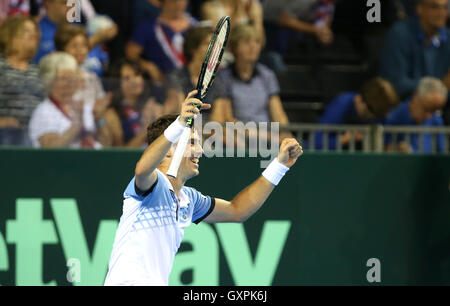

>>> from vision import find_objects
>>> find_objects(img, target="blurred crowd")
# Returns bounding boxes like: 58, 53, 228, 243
0, 0, 449, 153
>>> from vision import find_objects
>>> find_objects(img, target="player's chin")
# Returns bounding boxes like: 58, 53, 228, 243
189, 161, 200, 174
186, 168, 200, 180
191, 167, 200, 177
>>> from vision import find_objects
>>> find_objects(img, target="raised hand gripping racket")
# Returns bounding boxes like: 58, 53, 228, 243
167, 16, 231, 178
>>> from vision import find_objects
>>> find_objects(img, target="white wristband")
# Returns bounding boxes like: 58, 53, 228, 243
164, 117, 185, 143
262, 158, 290, 186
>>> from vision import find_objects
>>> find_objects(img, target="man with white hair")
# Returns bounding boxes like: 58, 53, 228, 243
28, 52, 110, 148
385, 77, 448, 153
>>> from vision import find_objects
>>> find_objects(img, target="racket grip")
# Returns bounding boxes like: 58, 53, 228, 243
187, 107, 198, 127
167, 127, 191, 178
187, 93, 202, 127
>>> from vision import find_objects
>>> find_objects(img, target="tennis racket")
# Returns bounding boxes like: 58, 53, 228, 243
167, 16, 231, 178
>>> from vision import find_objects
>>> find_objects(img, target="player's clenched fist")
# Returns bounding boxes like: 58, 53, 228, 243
277, 138, 303, 168
178, 90, 211, 125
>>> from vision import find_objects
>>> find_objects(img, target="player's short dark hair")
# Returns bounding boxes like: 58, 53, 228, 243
146, 114, 179, 145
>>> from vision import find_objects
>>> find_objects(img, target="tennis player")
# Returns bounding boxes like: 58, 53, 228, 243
104, 90, 303, 286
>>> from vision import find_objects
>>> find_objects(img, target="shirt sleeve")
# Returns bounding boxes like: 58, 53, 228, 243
207, 77, 228, 102
379, 22, 419, 99
28, 104, 62, 147
263, 68, 280, 97
315, 93, 357, 150
123, 175, 158, 201
215, 71, 232, 99
184, 187, 216, 224
384, 102, 412, 144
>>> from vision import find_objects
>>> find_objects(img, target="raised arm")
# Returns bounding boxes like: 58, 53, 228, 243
135, 90, 210, 191
203, 138, 303, 223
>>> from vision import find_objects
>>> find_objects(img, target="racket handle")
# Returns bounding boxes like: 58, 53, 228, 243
187, 93, 202, 127
167, 127, 191, 178
186, 108, 198, 127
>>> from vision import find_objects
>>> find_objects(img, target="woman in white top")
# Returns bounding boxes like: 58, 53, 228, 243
54, 24, 112, 136
29, 52, 110, 148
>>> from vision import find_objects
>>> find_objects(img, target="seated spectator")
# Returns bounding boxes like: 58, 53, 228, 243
54, 24, 111, 135
104, 59, 163, 147
131, 0, 162, 30
213, 24, 291, 139
0, 0, 45, 22
126, 0, 197, 82
315, 78, 399, 150
263, 0, 335, 55
379, 0, 450, 100
201, 0, 265, 45
84, 14, 117, 77
29, 52, 111, 148
0, 16, 44, 145
33, 0, 117, 66
165, 24, 227, 122
385, 77, 448, 153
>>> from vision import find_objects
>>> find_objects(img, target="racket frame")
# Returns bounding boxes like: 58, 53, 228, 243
167, 16, 230, 178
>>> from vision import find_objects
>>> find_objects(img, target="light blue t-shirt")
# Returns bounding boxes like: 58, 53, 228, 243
105, 169, 215, 285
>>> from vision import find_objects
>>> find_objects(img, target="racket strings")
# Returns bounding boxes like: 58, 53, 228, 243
201, 24, 229, 98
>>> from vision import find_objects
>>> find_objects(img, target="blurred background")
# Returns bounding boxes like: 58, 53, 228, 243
1, 0, 450, 152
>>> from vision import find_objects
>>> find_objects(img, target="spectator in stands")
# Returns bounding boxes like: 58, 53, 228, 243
29, 52, 111, 147
263, 0, 335, 55
132, 0, 162, 31
126, 0, 197, 82
33, 0, 118, 66
201, 0, 265, 46
200, 0, 265, 68
54, 24, 111, 136
379, 0, 450, 100
315, 78, 400, 151
104, 59, 163, 147
0, 0, 45, 22
165, 24, 227, 122
213, 24, 291, 140
0, 16, 44, 145
0, 1, 8, 23
385, 77, 447, 153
